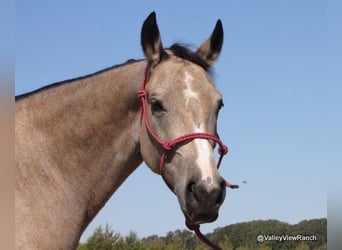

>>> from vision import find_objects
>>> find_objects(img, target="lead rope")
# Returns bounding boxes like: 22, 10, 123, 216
186, 220, 223, 250
138, 64, 238, 250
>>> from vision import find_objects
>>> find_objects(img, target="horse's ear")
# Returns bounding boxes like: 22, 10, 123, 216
196, 20, 224, 65
141, 12, 164, 66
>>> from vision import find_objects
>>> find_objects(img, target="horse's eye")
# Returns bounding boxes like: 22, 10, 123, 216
150, 99, 165, 113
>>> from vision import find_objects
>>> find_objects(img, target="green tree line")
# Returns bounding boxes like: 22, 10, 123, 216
77, 218, 326, 250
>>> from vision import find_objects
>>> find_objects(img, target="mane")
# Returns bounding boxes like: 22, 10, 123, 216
167, 43, 213, 75
15, 59, 142, 100
16, 44, 214, 101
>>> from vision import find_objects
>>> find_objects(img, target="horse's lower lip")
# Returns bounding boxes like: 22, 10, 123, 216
183, 211, 217, 225
184, 214, 200, 225
184, 212, 198, 224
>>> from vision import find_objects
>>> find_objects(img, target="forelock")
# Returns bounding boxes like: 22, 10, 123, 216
166, 43, 213, 75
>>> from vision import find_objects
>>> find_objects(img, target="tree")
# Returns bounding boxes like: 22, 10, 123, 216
78, 218, 327, 250
165, 235, 187, 250
257, 245, 272, 250
141, 235, 165, 250
77, 224, 121, 250
123, 231, 142, 250
236, 247, 251, 250
218, 235, 233, 250
295, 243, 310, 250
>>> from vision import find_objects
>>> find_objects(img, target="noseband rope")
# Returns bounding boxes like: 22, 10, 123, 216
138, 64, 238, 250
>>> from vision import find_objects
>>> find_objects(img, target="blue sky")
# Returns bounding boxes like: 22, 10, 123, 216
16, 0, 336, 242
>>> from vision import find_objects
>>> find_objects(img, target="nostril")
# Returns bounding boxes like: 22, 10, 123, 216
188, 182, 198, 201
215, 190, 224, 205
215, 181, 226, 205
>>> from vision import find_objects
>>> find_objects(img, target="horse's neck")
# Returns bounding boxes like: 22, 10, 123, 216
49, 62, 145, 217
15, 61, 145, 248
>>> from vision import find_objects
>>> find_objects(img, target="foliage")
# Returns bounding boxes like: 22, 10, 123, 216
77, 218, 326, 250
77, 224, 121, 250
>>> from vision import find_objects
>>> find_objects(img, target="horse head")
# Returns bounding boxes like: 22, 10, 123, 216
139, 12, 227, 225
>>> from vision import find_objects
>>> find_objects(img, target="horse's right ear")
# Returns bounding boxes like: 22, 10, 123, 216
141, 12, 164, 66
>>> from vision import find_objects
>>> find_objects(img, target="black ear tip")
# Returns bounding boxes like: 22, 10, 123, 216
142, 12, 157, 29
215, 19, 223, 32
213, 19, 224, 41
146, 11, 156, 21
209, 19, 224, 53
142, 11, 159, 37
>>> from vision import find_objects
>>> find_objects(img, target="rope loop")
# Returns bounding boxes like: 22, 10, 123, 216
218, 144, 228, 155
186, 220, 222, 250
137, 89, 146, 98
185, 219, 200, 231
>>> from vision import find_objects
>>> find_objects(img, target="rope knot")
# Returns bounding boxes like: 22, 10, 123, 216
137, 89, 146, 98
185, 220, 200, 231
162, 142, 173, 151
218, 145, 228, 155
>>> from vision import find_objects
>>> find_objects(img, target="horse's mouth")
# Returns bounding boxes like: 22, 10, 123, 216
183, 208, 219, 225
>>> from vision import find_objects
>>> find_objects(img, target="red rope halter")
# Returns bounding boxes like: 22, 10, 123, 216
138, 64, 238, 250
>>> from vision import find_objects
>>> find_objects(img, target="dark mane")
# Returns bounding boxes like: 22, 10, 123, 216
15, 59, 142, 101
16, 45, 213, 101
167, 43, 213, 74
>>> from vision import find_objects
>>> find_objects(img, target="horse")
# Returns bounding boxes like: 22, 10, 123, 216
15, 12, 234, 249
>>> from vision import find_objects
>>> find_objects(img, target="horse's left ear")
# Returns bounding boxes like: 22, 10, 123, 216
141, 12, 164, 66
196, 20, 224, 65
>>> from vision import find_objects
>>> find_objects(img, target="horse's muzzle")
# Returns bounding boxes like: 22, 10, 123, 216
185, 178, 226, 224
